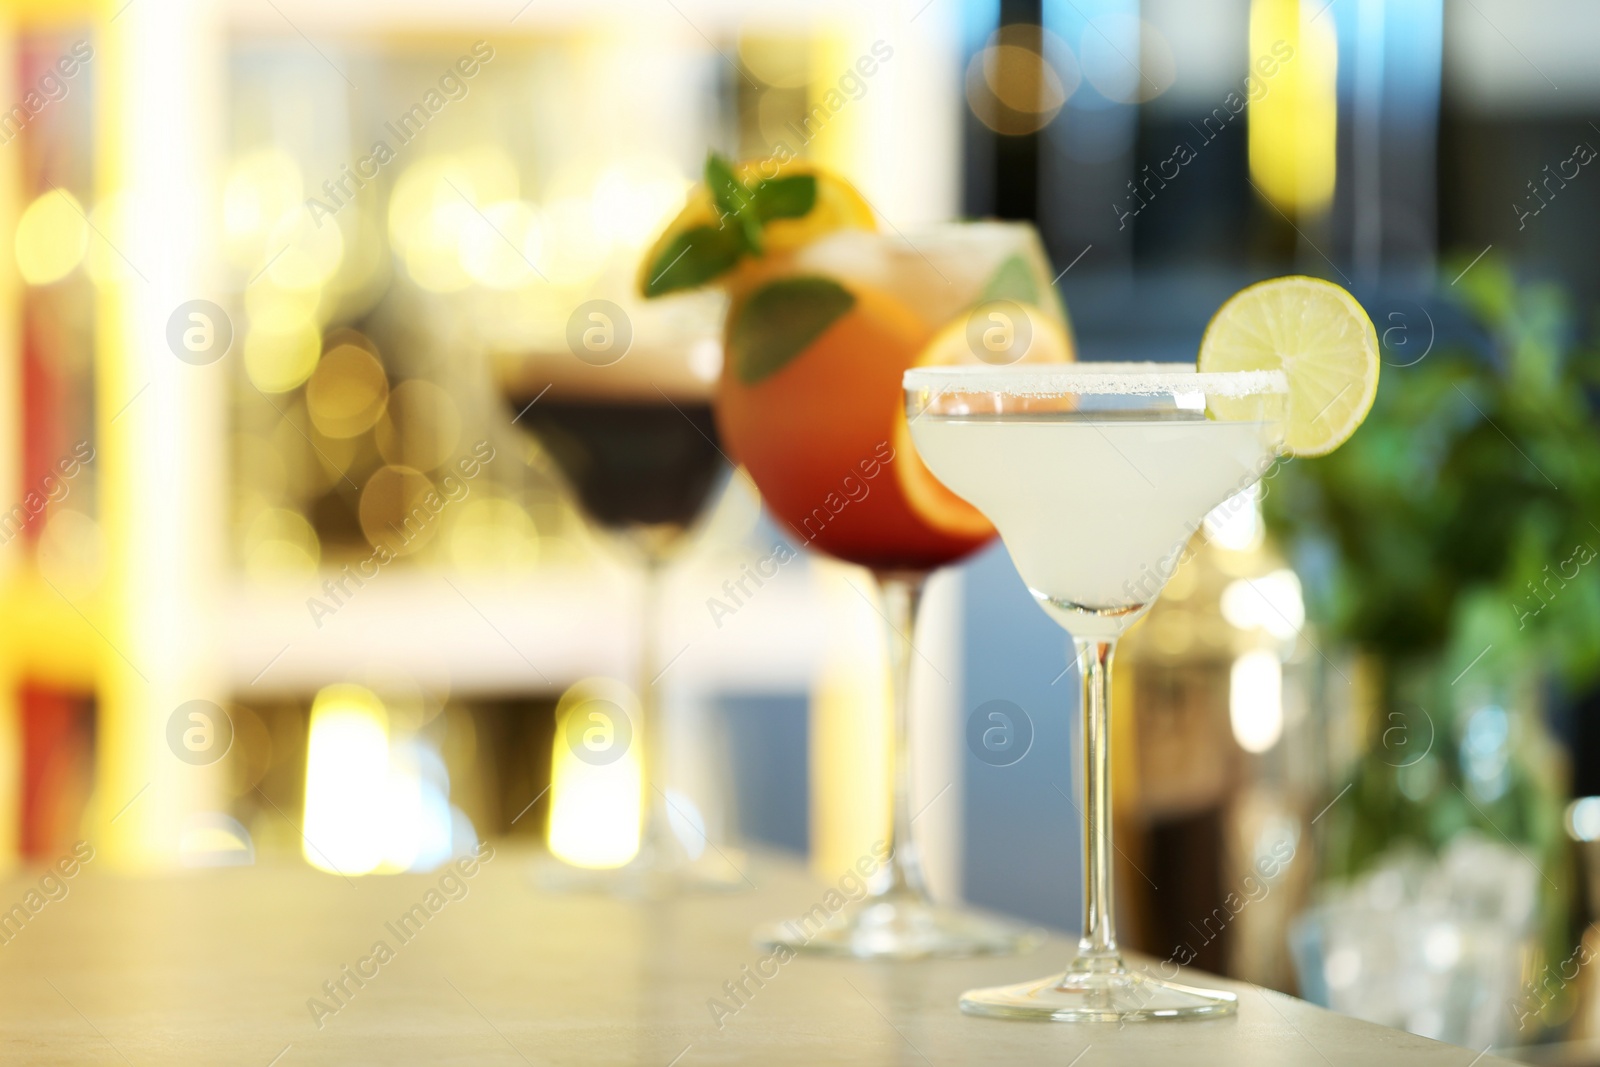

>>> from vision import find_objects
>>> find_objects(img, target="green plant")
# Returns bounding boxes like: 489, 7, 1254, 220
1265, 260, 1596, 1007
1266, 259, 1600, 688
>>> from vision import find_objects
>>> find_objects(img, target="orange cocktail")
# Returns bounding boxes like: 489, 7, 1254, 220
639, 155, 1073, 957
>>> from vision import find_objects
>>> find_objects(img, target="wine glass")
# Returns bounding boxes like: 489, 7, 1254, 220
492, 318, 745, 896
904, 361, 1287, 1018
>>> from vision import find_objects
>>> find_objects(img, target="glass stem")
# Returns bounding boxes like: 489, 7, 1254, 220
874, 570, 930, 901
1072, 638, 1124, 973
638, 554, 673, 859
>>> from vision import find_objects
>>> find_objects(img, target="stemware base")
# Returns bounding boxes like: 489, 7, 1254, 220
960, 965, 1238, 1022
755, 894, 1043, 961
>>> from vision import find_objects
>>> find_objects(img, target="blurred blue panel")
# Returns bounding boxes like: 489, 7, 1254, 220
719, 693, 809, 855
1336, 0, 1444, 274
959, 540, 1081, 930
1042, 0, 1138, 112
1039, 0, 1140, 273
961, 0, 1000, 55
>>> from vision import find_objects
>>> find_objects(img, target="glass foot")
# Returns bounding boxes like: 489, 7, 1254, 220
756, 895, 1044, 960
534, 846, 751, 899
960, 966, 1238, 1022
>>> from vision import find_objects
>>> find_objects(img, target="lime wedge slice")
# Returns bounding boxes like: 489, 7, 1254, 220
1199, 276, 1379, 457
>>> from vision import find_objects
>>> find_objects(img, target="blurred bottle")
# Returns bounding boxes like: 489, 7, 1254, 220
1116, 484, 1320, 989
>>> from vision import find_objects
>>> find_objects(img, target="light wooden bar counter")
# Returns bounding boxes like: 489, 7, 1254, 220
0, 846, 1520, 1066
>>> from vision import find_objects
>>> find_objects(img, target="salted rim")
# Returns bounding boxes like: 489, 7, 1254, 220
902, 362, 1289, 398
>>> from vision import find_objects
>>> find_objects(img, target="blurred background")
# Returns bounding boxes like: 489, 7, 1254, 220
4, 0, 1600, 1058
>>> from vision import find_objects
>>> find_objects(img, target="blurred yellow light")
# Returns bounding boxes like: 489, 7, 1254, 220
244, 322, 321, 393
242, 537, 317, 579
1221, 569, 1306, 641
358, 465, 439, 556
306, 343, 389, 438
458, 200, 542, 289
449, 497, 540, 571
303, 684, 390, 875
85, 193, 137, 285
534, 196, 608, 287
388, 150, 521, 293
244, 279, 322, 333
459, 146, 520, 201
387, 158, 448, 256
591, 158, 691, 251
266, 210, 344, 289
1230, 650, 1285, 754
223, 149, 303, 266
809, 560, 892, 879
242, 507, 320, 580
738, 34, 811, 88
15, 189, 89, 285
404, 203, 475, 293
390, 152, 516, 244
1248, 0, 1338, 215
547, 679, 642, 869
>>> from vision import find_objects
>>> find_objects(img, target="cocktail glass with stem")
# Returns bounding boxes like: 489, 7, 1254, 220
717, 221, 1066, 959
904, 361, 1288, 1018
494, 343, 746, 896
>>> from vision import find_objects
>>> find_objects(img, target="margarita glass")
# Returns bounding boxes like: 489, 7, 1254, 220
904, 362, 1288, 1019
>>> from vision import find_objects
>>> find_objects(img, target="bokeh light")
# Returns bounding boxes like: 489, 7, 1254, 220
242, 507, 321, 579
243, 322, 322, 393
547, 678, 643, 869
591, 158, 691, 251
390, 151, 520, 293
1230, 650, 1285, 754
1221, 569, 1307, 641
530, 195, 609, 287
965, 25, 1077, 136
458, 199, 542, 289
306, 342, 389, 439
302, 684, 390, 875
15, 189, 90, 285
223, 149, 304, 267
245, 279, 323, 333
266, 209, 345, 290
359, 464, 440, 556
1249, 0, 1338, 214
